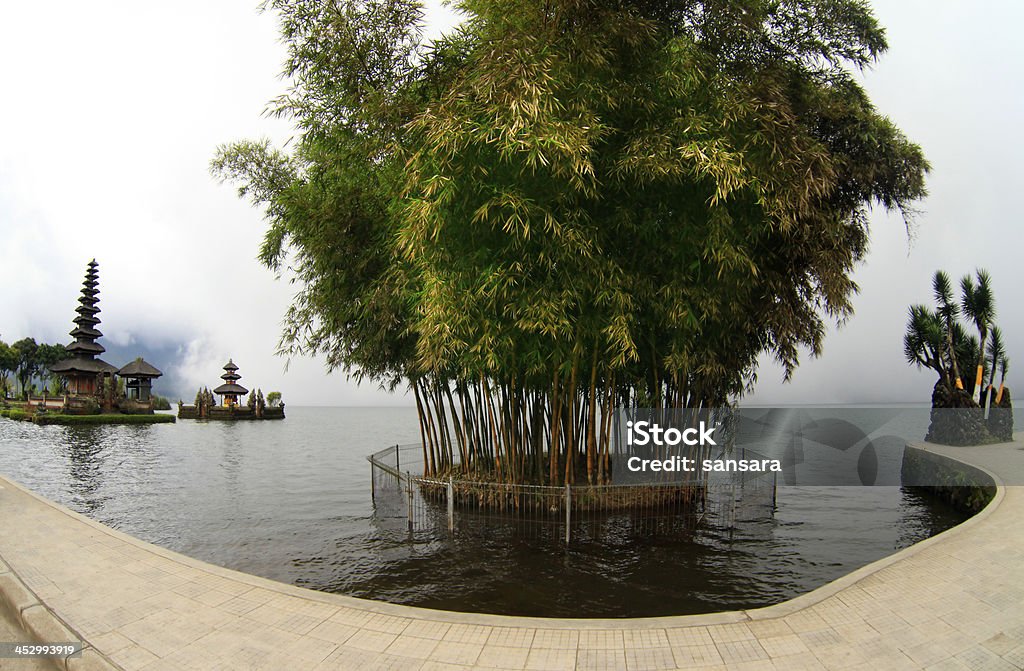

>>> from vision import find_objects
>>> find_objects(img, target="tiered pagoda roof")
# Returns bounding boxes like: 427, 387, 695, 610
213, 359, 248, 396
118, 357, 163, 379
50, 260, 119, 376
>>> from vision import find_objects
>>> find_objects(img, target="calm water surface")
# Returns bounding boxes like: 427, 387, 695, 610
0, 407, 969, 617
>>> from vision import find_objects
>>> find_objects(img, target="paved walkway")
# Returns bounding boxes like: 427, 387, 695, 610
0, 606, 56, 671
1, 440, 1023, 670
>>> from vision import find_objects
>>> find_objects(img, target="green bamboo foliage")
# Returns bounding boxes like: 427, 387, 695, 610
214, 0, 928, 484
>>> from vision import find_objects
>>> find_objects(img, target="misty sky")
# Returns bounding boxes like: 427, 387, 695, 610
1, 1, 1021, 406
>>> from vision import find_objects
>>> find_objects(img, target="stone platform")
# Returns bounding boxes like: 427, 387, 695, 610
1, 439, 1023, 670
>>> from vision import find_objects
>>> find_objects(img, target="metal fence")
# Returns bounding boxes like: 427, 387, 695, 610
368, 444, 776, 544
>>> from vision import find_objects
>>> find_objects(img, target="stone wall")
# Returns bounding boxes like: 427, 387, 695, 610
901, 444, 997, 514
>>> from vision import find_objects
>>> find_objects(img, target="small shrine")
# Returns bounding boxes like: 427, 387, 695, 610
178, 359, 284, 421
213, 360, 248, 407
118, 358, 164, 402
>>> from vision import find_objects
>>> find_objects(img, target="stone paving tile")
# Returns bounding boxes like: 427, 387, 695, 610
623, 629, 670, 649
831, 623, 877, 645
277, 610, 330, 635
767, 651, 826, 670
954, 644, 1019, 670
810, 643, 871, 670
217, 593, 266, 616
475, 644, 532, 669
933, 630, 978, 658
442, 623, 493, 645
532, 629, 579, 650
901, 642, 951, 668
708, 623, 755, 645
622, 646, 675, 671
575, 648, 627, 671
785, 610, 832, 634
361, 612, 414, 635
365, 653, 428, 670
487, 627, 536, 648
714, 639, 768, 665
90, 629, 137, 655
728, 662, 777, 671
402, 619, 452, 641
420, 662, 475, 671
665, 626, 714, 648
313, 645, 381, 670
526, 647, 577, 671
430, 641, 485, 665
923, 659, 973, 671
798, 629, 844, 649
577, 630, 625, 650
109, 643, 161, 669
386, 635, 442, 659
306, 617, 359, 644
745, 620, 792, 639
671, 643, 723, 667
347, 628, 401, 653
757, 633, 810, 658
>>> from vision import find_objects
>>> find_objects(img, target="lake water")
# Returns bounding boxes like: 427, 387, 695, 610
0, 406, 973, 617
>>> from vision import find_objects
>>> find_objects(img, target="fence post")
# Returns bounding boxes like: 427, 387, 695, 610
772, 470, 777, 510
730, 483, 737, 529
447, 477, 455, 534
564, 483, 571, 545
395, 444, 400, 471
406, 471, 414, 533
370, 459, 376, 502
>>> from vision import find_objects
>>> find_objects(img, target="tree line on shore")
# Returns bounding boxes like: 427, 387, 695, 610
0, 336, 172, 410
0, 337, 67, 399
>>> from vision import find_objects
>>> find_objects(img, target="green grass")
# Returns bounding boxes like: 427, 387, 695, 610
0, 410, 175, 425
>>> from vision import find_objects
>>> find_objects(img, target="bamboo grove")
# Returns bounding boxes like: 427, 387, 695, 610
213, 0, 928, 485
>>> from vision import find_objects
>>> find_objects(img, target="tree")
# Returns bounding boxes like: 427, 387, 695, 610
267, 391, 282, 407
35, 343, 67, 394
215, 0, 928, 485
997, 357, 1010, 404
932, 271, 962, 389
0, 340, 16, 399
904, 305, 947, 385
961, 269, 995, 403
12, 338, 39, 399
986, 326, 1005, 393
906, 268, 1012, 448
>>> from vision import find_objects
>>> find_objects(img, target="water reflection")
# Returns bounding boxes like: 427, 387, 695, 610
61, 426, 108, 513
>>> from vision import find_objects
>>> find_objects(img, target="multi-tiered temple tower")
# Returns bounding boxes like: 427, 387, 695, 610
49, 259, 119, 398
213, 360, 248, 407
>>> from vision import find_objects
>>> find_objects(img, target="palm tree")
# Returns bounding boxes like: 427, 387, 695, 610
983, 326, 1005, 415
961, 270, 995, 404
996, 357, 1010, 404
986, 326, 1005, 391
904, 305, 948, 385
933, 271, 962, 390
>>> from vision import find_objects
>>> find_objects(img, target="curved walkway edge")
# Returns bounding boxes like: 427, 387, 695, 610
2, 438, 1024, 670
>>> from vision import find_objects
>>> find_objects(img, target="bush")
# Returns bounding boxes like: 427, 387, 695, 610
4, 412, 176, 426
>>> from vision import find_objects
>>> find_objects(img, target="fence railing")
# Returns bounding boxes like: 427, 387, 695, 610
368, 443, 776, 544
